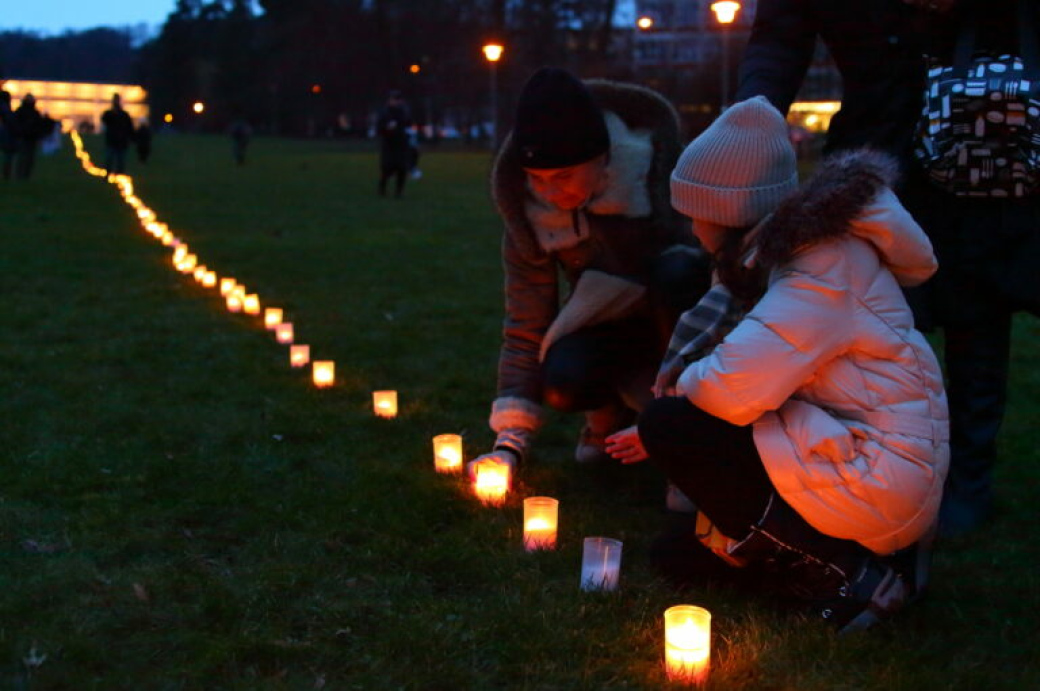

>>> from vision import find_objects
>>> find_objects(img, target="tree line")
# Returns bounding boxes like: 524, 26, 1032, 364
1, 0, 676, 138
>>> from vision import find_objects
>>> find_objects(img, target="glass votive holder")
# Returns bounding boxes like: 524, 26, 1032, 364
664, 605, 711, 684
523, 497, 559, 552
580, 537, 622, 592
432, 434, 463, 474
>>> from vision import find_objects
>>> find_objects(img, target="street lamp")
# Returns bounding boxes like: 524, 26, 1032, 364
192, 101, 205, 114
710, 1, 741, 110
482, 42, 504, 150
637, 15, 654, 30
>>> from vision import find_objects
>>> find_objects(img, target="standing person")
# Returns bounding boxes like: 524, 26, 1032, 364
375, 90, 413, 198
11, 93, 45, 180
733, 0, 1039, 537
100, 94, 135, 176
229, 117, 252, 166
618, 97, 949, 632
471, 67, 709, 474
0, 89, 15, 180
135, 119, 153, 164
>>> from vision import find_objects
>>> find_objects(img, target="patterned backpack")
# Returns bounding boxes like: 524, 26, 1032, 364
914, 2, 1040, 197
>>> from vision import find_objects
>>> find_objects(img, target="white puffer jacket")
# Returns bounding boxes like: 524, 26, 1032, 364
677, 151, 949, 554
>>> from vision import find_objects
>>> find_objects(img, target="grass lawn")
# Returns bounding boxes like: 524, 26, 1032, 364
1, 134, 1037, 690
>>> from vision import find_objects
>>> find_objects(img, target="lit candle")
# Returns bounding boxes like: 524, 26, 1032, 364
289, 344, 310, 368
243, 294, 260, 315
161, 231, 175, 246
580, 537, 622, 592
372, 390, 398, 418
173, 246, 188, 264
664, 605, 711, 684
226, 292, 243, 313
523, 497, 559, 551
264, 308, 283, 330
219, 278, 237, 296
275, 323, 294, 344
432, 434, 463, 473
180, 254, 197, 273
312, 360, 335, 388
193, 265, 207, 282
473, 457, 511, 506
202, 271, 217, 288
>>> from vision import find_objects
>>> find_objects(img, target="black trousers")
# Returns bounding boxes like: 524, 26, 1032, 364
638, 396, 773, 540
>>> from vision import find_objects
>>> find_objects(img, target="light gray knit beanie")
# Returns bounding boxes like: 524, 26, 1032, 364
671, 95, 798, 227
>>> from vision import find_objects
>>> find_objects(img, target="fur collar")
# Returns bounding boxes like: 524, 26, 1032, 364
523, 112, 655, 253
755, 149, 901, 268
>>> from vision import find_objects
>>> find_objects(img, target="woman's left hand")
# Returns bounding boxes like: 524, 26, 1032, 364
605, 425, 649, 464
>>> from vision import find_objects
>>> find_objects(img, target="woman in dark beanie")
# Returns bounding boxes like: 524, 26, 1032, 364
616, 96, 949, 633
473, 67, 709, 474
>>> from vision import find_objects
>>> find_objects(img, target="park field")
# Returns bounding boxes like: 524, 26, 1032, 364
1, 134, 1038, 689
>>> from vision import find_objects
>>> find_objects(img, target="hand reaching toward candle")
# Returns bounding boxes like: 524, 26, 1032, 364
466, 449, 518, 481
605, 425, 648, 464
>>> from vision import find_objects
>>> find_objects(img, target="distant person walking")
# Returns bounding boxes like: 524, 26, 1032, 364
135, 119, 152, 164
229, 118, 252, 166
101, 94, 134, 175
376, 90, 413, 198
0, 89, 14, 180
12, 93, 46, 180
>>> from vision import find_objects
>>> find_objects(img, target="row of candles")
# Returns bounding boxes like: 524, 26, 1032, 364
68, 133, 711, 685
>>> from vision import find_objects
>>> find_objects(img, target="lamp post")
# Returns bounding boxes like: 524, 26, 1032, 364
710, 1, 741, 111
482, 42, 504, 150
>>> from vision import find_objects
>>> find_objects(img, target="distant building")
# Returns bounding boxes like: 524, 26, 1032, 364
1, 79, 149, 131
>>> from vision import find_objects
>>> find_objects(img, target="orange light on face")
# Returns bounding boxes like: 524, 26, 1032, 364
473, 456, 511, 506
432, 434, 463, 473
523, 497, 559, 551
372, 390, 398, 418
275, 323, 294, 344
312, 360, 335, 387
264, 308, 283, 330
290, 344, 310, 368
243, 294, 260, 315
664, 605, 711, 684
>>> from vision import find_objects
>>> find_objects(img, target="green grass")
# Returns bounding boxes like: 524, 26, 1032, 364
1, 134, 1038, 690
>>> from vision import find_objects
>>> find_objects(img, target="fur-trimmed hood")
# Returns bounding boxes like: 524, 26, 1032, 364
491, 79, 683, 255
755, 149, 937, 287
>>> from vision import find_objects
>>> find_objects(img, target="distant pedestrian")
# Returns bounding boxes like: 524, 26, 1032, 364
12, 93, 46, 180
135, 120, 152, 163
229, 118, 252, 165
101, 94, 135, 175
376, 90, 412, 197
0, 89, 14, 180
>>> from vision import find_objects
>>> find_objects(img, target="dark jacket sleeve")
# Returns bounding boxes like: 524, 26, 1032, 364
496, 228, 559, 403
735, 0, 819, 114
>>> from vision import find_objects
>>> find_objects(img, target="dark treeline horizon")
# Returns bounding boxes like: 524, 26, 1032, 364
0, 0, 726, 139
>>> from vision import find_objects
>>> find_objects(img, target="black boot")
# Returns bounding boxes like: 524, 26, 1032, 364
730, 496, 909, 634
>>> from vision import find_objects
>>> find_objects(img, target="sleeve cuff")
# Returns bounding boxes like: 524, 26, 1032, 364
489, 396, 543, 433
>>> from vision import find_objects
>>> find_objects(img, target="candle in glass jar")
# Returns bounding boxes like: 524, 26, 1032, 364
523, 497, 559, 551
290, 344, 310, 368
312, 361, 335, 388
664, 605, 711, 684
219, 278, 237, 296
473, 457, 511, 506
275, 323, 294, 344
580, 537, 622, 592
432, 434, 463, 473
243, 294, 260, 315
372, 390, 398, 418
264, 308, 283, 330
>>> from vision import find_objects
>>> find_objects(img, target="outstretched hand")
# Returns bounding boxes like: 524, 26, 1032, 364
465, 449, 518, 481
605, 425, 649, 464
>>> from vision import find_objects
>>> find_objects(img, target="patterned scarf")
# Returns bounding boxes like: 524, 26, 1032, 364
653, 283, 747, 397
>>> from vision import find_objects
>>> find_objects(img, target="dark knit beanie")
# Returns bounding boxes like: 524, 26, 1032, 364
512, 67, 610, 169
